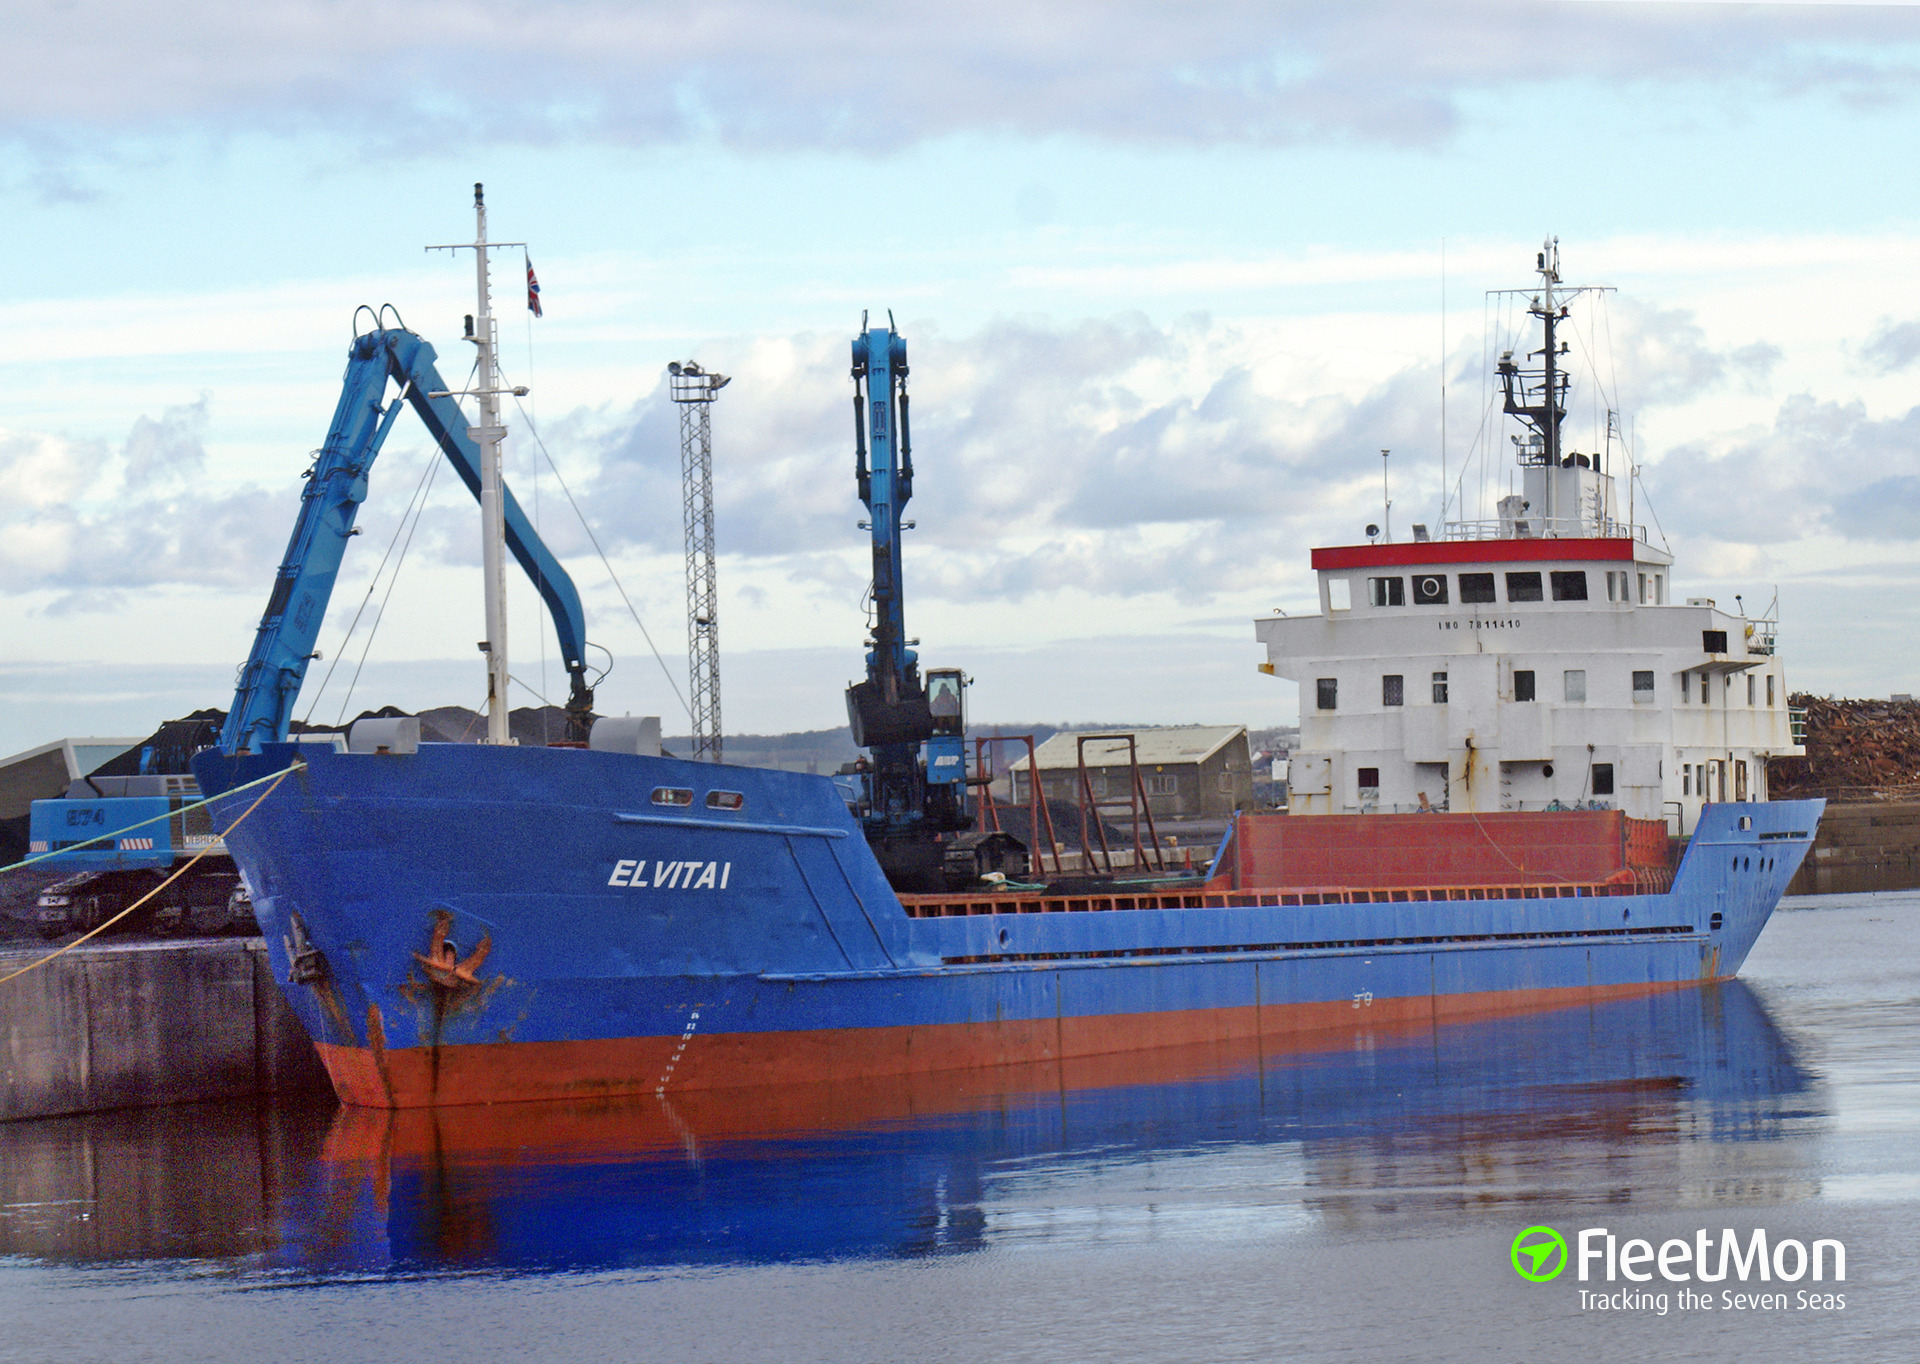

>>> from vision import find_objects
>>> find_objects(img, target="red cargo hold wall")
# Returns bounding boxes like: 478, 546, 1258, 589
1226, 810, 1674, 891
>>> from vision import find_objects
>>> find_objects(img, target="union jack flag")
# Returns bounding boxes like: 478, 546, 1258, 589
526, 258, 543, 317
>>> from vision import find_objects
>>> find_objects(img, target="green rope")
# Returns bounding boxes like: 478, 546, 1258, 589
0, 760, 303, 879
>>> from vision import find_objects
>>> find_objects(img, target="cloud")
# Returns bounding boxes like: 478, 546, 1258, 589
1645, 393, 1920, 546
6, 2, 1920, 155
464, 293, 1843, 615
1482, 294, 1781, 419
0, 400, 285, 604
518, 312, 1444, 608
6, 299, 1909, 627
1856, 317, 1920, 375
122, 394, 210, 487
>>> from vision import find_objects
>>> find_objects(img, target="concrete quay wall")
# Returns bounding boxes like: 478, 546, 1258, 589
1, 938, 328, 1122
1786, 801, 1920, 897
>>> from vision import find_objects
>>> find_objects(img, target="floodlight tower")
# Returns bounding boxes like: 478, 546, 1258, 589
669, 360, 729, 762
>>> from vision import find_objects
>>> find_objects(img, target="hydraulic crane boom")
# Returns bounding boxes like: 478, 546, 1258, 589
219, 322, 594, 755
843, 320, 974, 891
845, 322, 920, 745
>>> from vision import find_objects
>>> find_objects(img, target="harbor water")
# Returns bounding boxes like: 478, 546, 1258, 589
2, 891, 1916, 1362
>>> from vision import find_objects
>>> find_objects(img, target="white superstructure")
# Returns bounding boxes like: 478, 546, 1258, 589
1255, 242, 1801, 833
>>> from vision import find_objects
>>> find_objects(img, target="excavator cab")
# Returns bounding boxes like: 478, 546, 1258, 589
920, 667, 971, 835
927, 668, 965, 735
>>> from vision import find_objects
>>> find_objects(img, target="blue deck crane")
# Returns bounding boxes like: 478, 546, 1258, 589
843, 319, 1019, 892
27, 316, 600, 938
221, 317, 596, 755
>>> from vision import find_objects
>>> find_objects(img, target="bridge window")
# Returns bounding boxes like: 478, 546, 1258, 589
1412, 573, 1449, 605
1550, 570, 1589, 601
1368, 576, 1404, 606
1459, 572, 1496, 604
1506, 571, 1544, 602
1703, 629, 1729, 653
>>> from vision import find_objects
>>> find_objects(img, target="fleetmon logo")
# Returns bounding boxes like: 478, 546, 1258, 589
1511, 1225, 1569, 1282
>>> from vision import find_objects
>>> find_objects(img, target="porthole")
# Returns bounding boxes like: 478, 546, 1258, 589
705, 790, 746, 811
651, 787, 694, 807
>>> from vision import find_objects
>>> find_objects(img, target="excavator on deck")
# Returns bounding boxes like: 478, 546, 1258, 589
840, 318, 1026, 892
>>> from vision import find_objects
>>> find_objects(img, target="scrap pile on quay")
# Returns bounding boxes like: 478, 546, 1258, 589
1769, 695, 1920, 801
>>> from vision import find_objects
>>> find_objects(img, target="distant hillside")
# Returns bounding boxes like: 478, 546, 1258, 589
663, 723, 1078, 774
664, 727, 860, 773
82, 703, 1278, 775
666, 720, 1287, 777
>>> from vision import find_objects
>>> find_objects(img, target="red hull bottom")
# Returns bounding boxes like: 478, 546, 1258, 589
316, 978, 1704, 1109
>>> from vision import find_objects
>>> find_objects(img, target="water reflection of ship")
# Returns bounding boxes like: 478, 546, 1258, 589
0, 987, 1813, 1268
302, 985, 1812, 1271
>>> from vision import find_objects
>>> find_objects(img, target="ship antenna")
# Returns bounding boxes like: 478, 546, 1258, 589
1381, 448, 1392, 543
1439, 237, 1447, 527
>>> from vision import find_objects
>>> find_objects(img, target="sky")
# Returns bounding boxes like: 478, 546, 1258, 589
7, 0, 1920, 757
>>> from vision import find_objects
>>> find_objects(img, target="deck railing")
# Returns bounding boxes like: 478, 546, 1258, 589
1442, 517, 1647, 543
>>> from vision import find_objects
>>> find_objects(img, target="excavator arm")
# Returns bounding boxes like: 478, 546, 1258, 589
218, 324, 595, 754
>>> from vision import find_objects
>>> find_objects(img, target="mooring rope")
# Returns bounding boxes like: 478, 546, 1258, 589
0, 763, 301, 986
0, 762, 301, 879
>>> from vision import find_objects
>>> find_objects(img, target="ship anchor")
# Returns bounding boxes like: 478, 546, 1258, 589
412, 907, 492, 992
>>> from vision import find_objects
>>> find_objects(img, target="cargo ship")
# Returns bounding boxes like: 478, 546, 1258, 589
194, 228, 1820, 1109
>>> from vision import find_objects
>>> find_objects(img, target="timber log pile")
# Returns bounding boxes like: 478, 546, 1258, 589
1768, 694, 1920, 800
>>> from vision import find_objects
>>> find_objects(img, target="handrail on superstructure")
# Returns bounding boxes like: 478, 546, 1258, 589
1442, 517, 1648, 543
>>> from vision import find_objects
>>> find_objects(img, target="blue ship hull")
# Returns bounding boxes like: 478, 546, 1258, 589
192, 744, 1822, 1108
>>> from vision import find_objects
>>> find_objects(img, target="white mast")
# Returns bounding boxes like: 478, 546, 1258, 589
428, 182, 526, 746
472, 186, 512, 745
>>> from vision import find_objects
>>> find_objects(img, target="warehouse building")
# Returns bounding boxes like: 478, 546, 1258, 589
1007, 726, 1254, 822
